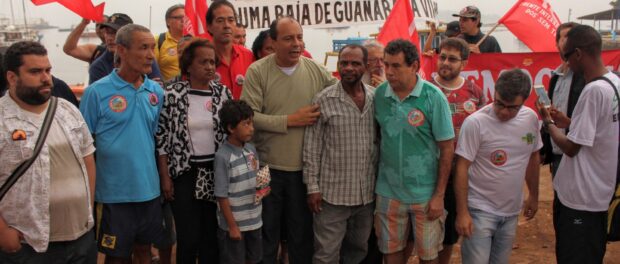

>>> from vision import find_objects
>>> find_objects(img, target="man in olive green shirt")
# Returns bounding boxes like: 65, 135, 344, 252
241, 16, 337, 264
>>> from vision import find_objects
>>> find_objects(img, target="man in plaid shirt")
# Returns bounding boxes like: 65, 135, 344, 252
303, 44, 378, 264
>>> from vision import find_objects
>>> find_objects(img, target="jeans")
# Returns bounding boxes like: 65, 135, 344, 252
461, 208, 518, 264
0, 230, 97, 264
261, 169, 313, 264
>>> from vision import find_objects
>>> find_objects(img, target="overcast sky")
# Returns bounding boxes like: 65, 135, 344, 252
0, 0, 613, 32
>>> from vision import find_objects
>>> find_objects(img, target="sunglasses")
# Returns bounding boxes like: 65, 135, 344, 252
438, 54, 462, 64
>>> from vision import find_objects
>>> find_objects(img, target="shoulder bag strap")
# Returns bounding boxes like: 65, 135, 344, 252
0, 96, 58, 201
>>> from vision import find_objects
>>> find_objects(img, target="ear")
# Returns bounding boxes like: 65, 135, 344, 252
6, 70, 18, 88
226, 124, 234, 134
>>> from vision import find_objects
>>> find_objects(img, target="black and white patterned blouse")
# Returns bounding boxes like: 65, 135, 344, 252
156, 79, 232, 179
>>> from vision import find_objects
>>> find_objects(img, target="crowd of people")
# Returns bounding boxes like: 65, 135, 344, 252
0, 1, 618, 264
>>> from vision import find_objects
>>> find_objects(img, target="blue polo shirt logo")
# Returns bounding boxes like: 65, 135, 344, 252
407, 109, 425, 127
149, 93, 159, 106
109, 95, 127, 113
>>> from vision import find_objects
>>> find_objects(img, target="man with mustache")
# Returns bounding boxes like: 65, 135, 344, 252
80, 24, 165, 264
206, 0, 254, 99
303, 44, 377, 264
241, 16, 337, 264
0, 41, 97, 263
429, 37, 487, 264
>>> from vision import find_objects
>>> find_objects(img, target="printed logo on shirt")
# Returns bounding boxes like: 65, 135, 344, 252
490, 150, 508, 166
248, 152, 258, 171
235, 74, 245, 86
204, 98, 213, 111
101, 234, 116, 249
11, 129, 26, 141
522, 133, 536, 145
407, 109, 425, 127
463, 100, 477, 114
109, 95, 128, 113
167, 47, 177, 56
149, 93, 159, 106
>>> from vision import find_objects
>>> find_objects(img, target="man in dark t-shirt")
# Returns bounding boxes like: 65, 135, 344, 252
453, 6, 501, 54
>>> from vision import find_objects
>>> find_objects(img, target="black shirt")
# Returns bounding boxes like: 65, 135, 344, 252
459, 31, 502, 53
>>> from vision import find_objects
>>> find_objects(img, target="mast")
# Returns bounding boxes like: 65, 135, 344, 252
10, 0, 16, 25
21, 0, 28, 30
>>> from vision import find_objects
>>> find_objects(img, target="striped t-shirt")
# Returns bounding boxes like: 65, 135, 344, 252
214, 141, 262, 231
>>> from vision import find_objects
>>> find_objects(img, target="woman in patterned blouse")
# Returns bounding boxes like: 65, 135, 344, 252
156, 38, 232, 264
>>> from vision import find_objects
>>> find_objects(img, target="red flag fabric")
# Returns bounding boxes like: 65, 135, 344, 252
31, 0, 105, 22
376, 0, 420, 51
184, 0, 212, 40
498, 0, 561, 52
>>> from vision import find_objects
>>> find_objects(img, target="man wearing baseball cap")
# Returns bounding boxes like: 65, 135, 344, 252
89, 13, 162, 84
453, 6, 501, 54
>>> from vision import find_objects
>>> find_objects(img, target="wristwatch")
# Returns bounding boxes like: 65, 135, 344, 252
543, 119, 556, 129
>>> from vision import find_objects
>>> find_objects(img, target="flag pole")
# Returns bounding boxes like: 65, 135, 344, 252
476, 22, 501, 47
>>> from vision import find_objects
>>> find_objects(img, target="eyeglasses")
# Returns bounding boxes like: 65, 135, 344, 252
169, 15, 185, 20
494, 100, 523, 112
438, 54, 462, 64
563, 48, 578, 60
368, 58, 384, 65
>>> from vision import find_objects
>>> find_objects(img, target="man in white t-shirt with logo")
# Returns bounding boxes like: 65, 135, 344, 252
538, 25, 619, 264
454, 69, 542, 264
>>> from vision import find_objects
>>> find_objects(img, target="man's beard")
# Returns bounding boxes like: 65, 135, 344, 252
15, 80, 52, 105
439, 67, 460, 81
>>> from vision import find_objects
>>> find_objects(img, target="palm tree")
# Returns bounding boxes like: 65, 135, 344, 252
611, 1, 620, 8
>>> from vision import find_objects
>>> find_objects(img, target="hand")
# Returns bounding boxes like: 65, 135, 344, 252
426, 194, 444, 220
468, 44, 481, 54
0, 226, 22, 254
550, 108, 571, 128
522, 197, 538, 220
287, 104, 320, 127
307, 193, 322, 214
79, 18, 91, 26
228, 225, 242, 241
423, 50, 436, 56
535, 101, 552, 121
161, 175, 174, 201
426, 21, 437, 33
455, 211, 474, 238
371, 74, 385, 87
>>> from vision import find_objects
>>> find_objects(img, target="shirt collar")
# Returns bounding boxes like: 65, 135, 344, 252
383, 74, 424, 100
109, 70, 154, 92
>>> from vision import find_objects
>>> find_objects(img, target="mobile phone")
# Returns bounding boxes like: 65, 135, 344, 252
534, 85, 551, 108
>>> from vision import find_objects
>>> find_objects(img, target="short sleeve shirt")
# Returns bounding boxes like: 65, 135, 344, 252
216, 44, 255, 99
374, 77, 455, 203
456, 104, 543, 216
555, 72, 620, 212
80, 70, 164, 203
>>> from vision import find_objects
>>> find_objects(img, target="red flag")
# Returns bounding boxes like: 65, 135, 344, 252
377, 0, 420, 51
499, 0, 561, 52
31, 0, 105, 21
184, 0, 212, 40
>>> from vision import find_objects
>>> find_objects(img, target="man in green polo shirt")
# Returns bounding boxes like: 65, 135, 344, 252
374, 39, 455, 264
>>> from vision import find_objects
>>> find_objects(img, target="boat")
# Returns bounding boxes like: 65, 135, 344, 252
0, 25, 39, 54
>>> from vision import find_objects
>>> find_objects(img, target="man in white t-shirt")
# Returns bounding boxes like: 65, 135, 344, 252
538, 25, 619, 264
455, 69, 542, 264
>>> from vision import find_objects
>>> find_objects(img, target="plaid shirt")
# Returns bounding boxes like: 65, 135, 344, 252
303, 82, 378, 206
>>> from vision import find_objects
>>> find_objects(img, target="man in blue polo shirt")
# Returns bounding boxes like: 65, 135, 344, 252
80, 24, 165, 263
373, 39, 455, 264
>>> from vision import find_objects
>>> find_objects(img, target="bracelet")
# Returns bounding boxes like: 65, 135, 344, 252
543, 119, 555, 128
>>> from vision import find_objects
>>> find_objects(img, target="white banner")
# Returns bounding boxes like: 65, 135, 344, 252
230, 0, 438, 29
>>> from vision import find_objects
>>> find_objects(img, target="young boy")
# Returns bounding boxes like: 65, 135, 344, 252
214, 100, 262, 264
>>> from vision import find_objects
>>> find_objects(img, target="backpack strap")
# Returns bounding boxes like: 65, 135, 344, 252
157, 32, 166, 52
590, 75, 620, 198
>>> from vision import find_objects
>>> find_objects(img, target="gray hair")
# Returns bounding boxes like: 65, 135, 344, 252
115, 24, 151, 48
495, 69, 531, 102
363, 39, 384, 50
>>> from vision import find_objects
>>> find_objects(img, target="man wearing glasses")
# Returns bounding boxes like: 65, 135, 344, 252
454, 69, 541, 264
362, 40, 386, 87
155, 4, 185, 82
429, 37, 487, 264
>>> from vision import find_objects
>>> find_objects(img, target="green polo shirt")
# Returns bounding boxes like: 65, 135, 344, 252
374, 76, 454, 203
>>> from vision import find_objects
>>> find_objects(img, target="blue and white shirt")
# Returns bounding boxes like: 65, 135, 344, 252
214, 141, 262, 232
